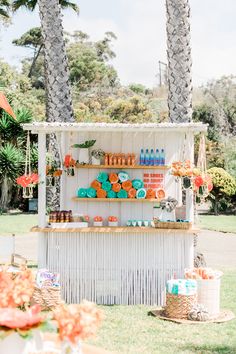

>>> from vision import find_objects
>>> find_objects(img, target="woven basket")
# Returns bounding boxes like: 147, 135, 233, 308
33, 286, 63, 311
164, 293, 197, 319
154, 220, 192, 230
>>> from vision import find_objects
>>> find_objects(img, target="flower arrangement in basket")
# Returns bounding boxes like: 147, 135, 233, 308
171, 134, 213, 203
0, 267, 50, 353
54, 301, 103, 353
16, 131, 39, 198
171, 160, 213, 201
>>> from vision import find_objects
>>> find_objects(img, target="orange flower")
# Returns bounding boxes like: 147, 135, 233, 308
0, 305, 43, 330
0, 267, 34, 308
54, 301, 103, 344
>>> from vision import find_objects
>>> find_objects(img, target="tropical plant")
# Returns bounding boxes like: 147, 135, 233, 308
166, 0, 193, 122
0, 0, 11, 19
12, 0, 79, 12
207, 167, 236, 215
0, 143, 24, 209
0, 108, 34, 210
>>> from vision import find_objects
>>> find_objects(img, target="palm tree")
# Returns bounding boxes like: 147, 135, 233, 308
0, 0, 11, 19
166, 0, 193, 123
13, 0, 78, 123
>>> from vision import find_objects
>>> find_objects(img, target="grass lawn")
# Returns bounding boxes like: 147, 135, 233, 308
0, 213, 38, 234
198, 215, 236, 233
88, 269, 236, 353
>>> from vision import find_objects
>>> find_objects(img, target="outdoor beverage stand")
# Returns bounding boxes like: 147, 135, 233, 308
24, 122, 207, 305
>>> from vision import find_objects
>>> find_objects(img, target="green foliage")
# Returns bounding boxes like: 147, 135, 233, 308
67, 38, 118, 90
12, 0, 79, 13
224, 137, 236, 178
13, 27, 42, 48
0, 143, 24, 181
193, 104, 220, 141
0, 0, 11, 19
201, 76, 236, 136
207, 167, 236, 214
105, 96, 153, 123
0, 107, 35, 209
208, 167, 236, 197
129, 83, 147, 95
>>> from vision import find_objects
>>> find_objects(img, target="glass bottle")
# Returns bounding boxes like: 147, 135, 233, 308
150, 149, 154, 166
140, 149, 145, 165
160, 149, 165, 166
155, 149, 160, 166
145, 149, 150, 166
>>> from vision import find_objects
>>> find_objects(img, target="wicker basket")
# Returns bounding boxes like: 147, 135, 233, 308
164, 293, 197, 319
33, 286, 63, 311
154, 220, 192, 230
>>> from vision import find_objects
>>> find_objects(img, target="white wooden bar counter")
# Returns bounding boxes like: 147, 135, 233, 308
25, 122, 207, 306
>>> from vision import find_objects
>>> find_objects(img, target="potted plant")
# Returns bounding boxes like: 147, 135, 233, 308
91, 149, 105, 165
72, 140, 96, 165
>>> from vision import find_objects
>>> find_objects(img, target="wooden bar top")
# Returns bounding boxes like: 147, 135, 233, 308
31, 226, 199, 234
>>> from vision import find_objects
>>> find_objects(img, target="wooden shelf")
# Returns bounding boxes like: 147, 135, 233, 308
76, 164, 170, 170
31, 226, 198, 234
72, 197, 158, 203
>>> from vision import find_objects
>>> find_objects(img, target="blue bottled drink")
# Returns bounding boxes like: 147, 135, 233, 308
140, 149, 145, 165
160, 148, 165, 166
155, 149, 160, 166
150, 149, 154, 166
145, 149, 150, 166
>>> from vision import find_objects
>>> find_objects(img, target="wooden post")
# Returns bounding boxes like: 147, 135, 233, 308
60, 131, 66, 209
186, 131, 194, 222
38, 132, 47, 227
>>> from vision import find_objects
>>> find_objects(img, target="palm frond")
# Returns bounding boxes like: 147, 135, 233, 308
0, 143, 24, 181
59, 0, 79, 13
0, 0, 10, 18
12, 0, 37, 12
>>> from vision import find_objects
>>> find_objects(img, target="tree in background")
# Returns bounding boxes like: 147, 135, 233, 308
166, 0, 193, 122
13, 27, 43, 83
207, 167, 236, 215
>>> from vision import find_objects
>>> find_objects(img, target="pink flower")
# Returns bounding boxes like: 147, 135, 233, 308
0, 305, 43, 330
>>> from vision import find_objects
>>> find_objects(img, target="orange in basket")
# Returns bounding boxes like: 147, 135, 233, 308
112, 183, 121, 193
128, 188, 137, 199
109, 173, 119, 184
146, 189, 156, 199
122, 180, 132, 191
97, 189, 107, 198
91, 180, 102, 190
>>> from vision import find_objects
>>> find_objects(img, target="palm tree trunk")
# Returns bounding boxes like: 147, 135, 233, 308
0, 177, 9, 210
38, 0, 74, 123
166, 0, 193, 123
38, 0, 75, 210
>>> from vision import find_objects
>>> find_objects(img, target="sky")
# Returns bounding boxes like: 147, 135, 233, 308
0, 0, 236, 88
